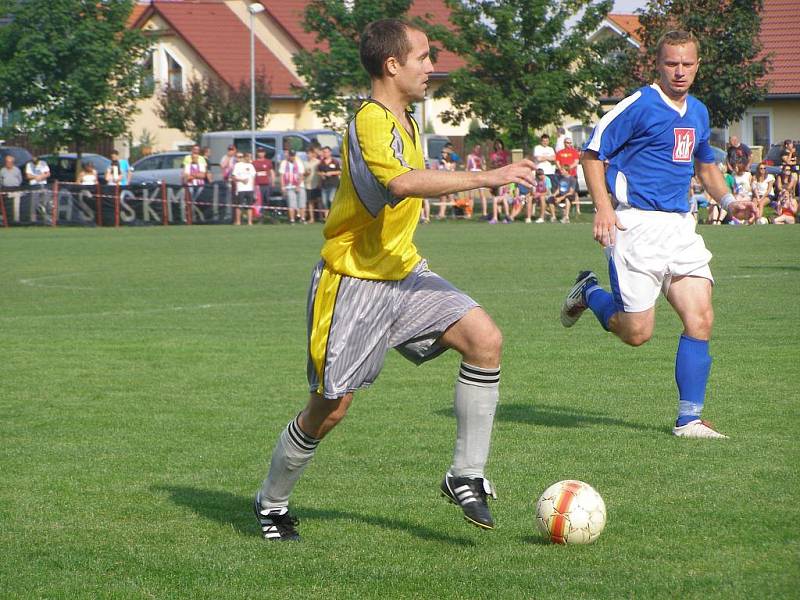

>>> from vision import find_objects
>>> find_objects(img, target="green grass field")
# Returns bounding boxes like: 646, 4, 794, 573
1, 221, 798, 599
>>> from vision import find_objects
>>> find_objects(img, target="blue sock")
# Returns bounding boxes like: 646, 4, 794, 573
585, 285, 618, 331
675, 335, 712, 426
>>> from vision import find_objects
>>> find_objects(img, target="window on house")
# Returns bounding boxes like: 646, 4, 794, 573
166, 52, 183, 91
568, 125, 594, 148
752, 115, 770, 149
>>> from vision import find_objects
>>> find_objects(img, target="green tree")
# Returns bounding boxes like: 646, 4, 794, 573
424, 0, 635, 152
155, 74, 271, 144
636, 0, 770, 128
293, 0, 413, 128
0, 0, 151, 165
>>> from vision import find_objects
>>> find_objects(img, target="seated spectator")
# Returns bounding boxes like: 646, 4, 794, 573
733, 162, 753, 202
465, 144, 489, 218
549, 167, 577, 223
555, 137, 581, 213
708, 164, 731, 225
751, 162, 775, 220
488, 184, 511, 224
77, 162, 98, 186
775, 165, 798, 203
772, 194, 797, 224
506, 183, 525, 222
688, 173, 710, 221
526, 168, 552, 223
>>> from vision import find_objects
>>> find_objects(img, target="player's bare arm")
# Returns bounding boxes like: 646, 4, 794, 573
581, 150, 625, 246
388, 159, 535, 199
694, 159, 755, 220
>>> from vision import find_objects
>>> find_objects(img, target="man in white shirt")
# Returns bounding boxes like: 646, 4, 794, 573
232, 152, 256, 225
25, 154, 51, 222
534, 134, 557, 187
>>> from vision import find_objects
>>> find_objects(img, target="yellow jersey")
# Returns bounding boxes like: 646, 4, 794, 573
321, 100, 425, 280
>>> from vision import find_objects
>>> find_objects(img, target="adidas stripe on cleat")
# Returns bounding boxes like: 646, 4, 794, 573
560, 270, 598, 328
253, 493, 301, 541
441, 471, 497, 530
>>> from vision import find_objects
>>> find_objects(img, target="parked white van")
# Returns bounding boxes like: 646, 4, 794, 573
200, 129, 342, 167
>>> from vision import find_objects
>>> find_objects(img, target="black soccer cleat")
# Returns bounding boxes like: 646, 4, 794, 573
560, 270, 598, 328
441, 471, 497, 530
253, 493, 301, 541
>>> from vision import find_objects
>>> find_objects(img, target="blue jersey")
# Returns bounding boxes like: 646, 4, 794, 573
584, 84, 716, 213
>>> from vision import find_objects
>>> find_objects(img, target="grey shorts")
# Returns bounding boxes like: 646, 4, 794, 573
306, 259, 478, 399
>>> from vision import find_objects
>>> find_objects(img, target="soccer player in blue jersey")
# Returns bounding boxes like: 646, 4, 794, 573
560, 30, 754, 439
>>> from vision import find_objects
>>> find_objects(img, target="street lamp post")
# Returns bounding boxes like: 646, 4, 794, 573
248, 3, 266, 157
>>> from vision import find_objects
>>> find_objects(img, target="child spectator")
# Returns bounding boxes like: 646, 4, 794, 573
77, 162, 98, 185
526, 168, 552, 223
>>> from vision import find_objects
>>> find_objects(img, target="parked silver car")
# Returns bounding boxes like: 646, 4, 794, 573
129, 151, 190, 186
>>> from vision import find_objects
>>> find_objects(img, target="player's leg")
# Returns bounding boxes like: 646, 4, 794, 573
666, 275, 727, 438
438, 308, 501, 529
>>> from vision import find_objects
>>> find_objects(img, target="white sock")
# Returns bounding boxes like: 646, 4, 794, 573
450, 362, 500, 479
258, 415, 319, 509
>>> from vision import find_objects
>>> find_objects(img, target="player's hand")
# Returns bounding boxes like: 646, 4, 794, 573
593, 205, 625, 247
727, 200, 756, 221
487, 160, 536, 188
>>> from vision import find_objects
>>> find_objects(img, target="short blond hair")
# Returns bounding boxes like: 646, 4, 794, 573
656, 30, 699, 61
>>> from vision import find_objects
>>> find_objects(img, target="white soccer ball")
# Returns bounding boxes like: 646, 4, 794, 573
535, 480, 606, 544
756, 217, 769, 225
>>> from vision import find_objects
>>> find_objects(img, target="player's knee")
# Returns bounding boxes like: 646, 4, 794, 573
620, 326, 652, 347
473, 323, 503, 364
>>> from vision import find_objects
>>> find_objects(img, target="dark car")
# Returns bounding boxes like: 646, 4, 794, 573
0, 146, 33, 172
41, 153, 112, 185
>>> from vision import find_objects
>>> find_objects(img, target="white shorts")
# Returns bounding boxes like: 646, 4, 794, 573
608, 207, 713, 313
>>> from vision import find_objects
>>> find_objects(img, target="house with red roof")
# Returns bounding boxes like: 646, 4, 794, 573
726, 0, 800, 156
126, 0, 468, 153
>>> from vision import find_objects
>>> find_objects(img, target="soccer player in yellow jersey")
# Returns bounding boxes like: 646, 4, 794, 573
254, 19, 535, 541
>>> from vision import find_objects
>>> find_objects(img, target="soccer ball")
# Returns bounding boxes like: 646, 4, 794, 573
756, 217, 769, 225
535, 480, 606, 544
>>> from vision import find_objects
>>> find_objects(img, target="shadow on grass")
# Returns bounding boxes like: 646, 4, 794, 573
520, 534, 558, 546
153, 485, 475, 546
435, 402, 665, 434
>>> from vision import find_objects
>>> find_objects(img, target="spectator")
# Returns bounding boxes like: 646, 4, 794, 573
436, 147, 457, 219
688, 172, 710, 221
550, 167, 577, 223
182, 145, 207, 170
232, 151, 256, 226
443, 142, 460, 163
303, 144, 322, 224
707, 165, 731, 225
220, 145, 238, 182
733, 162, 753, 201
0, 154, 23, 188
726, 136, 751, 171
105, 149, 130, 186
183, 153, 207, 189
488, 139, 511, 222
772, 193, 797, 224
751, 162, 775, 220
279, 149, 305, 224
534, 133, 557, 186
76, 162, 98, 185
526, 168, 552, 223
775, 164, 798, 204
466, 144, 488, 218
201, 147, 213, 182
317, 146, 340, 221
555, 137, 581, 214
25, 153, 50, 187
252, 147, 275, 219
506, 183, 525, 222
779, 139, 797, 171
